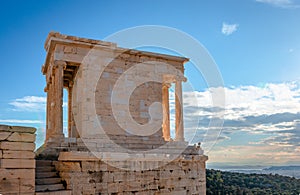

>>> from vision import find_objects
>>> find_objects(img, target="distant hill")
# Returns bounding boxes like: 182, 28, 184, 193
208, 164, 300, 179
224, 166, 300, 179
262, 166, 300, 179
265, 166, 300, 171
206, 169, 300, 195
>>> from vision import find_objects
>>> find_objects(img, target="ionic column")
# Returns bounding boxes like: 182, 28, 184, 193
45, 83, 51, 141
175, 80, 184, 141
51, 60, 66, 140
162, 83, 171, 141
68, 83, 73, 138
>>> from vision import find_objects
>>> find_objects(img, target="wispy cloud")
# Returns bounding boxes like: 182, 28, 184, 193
256, 0, 300, 8
209, 144, 300, 165
9, 96, 67, 112
0, 119, 44, 124
9, 96, 46, 112
221, 23, 239, 36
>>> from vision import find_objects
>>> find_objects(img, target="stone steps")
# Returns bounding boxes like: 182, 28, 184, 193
35, 190, 72, 195
36, 166, 56, 172
35, 183, 65, 192
117, 143, 166, 150
36, 160, 53, 166
36, 171, 58, 178
35, 160, 66, 193
36, 177, 62, 185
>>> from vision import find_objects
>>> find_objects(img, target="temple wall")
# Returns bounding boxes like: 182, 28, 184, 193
56, 152, 207, 195
0, 125, 36, 194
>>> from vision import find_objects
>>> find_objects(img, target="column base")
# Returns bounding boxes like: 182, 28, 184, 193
36, 135, 66, 159
174, 137, 185, 142
46, 134, 65, 147
163, 136, 171, 141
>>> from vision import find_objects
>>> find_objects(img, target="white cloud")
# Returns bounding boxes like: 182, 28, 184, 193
0, 119, 44, 124
9, 96, 46, 112
256, 0, 300, 8
221, 23, 239, 36
183, 80, 300, 121
9, 96, 67, 112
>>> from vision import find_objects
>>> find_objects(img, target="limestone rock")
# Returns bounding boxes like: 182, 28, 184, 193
0, 132, 11, 141
0, 141, 35, 151
0, 125, 36, 134
2, 150, 35, 159
0, 159, 35, 168
7, 132, 35, 142
0, 168, 35, 179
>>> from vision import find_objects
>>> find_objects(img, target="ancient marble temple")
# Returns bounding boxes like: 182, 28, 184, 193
35, 32, 207, 194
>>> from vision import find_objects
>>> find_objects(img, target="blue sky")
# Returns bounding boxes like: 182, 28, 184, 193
0, 0, 300, 167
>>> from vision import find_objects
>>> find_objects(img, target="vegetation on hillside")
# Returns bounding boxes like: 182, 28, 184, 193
206, 169, 300, 195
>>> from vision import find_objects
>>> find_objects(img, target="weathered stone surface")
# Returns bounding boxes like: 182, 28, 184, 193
0, 125, 36, 133
0, 168, 35, 179
56, 161, 81, 172
0, 159, 35, 168
0, 141, 35, 151
58, 151, 99, 161
0, 178, 35, 193
2, 150, 35, 159
0, 131, 11, 141
7, 132, 36, 142
55, 156, 207, 194
81, 161, 101, 172
0, 125, 11, 131
0, 125, 36, 195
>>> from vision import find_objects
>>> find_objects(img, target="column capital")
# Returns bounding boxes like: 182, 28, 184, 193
176, 76, 187, 82
53, 60, 67, 69
163, 74, 187, 83
162, 83, 171, 88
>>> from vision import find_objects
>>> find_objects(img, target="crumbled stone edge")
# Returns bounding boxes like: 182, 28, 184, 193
0, 124, 36, 134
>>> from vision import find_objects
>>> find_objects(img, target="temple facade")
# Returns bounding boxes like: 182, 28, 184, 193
35, 32, 208, 194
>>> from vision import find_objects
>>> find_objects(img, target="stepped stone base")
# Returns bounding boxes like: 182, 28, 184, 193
35, 136, 207, 194
36, 136, 203, 158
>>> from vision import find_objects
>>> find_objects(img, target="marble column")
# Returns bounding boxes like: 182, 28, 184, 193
45, 83, 51, 141
51, 60, 66, 140
175, 80, 184, 141
162, 83, 171, 141
68, 83, 73, 138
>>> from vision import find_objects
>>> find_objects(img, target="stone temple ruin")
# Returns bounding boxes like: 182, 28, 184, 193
0, 32, 208, 195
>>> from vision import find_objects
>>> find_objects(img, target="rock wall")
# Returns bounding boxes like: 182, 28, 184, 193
0, 125, 36, 194
56, 152, 207, 195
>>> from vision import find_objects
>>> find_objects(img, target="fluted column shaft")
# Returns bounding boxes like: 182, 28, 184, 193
175, 80, 184, 141
162, 83, 171, 141
49, 60, 66, 141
